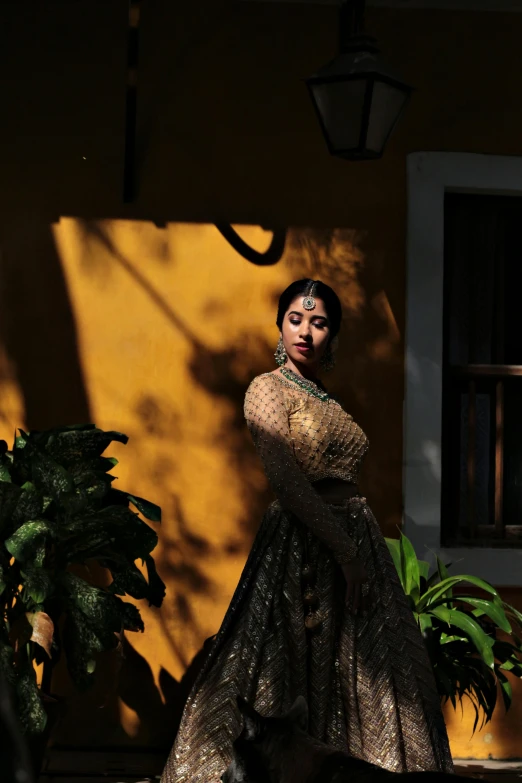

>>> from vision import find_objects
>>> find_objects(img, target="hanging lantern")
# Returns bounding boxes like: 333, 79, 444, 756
306, 0, 412, 160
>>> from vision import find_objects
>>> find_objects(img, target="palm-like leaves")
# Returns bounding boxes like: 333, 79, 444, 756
386, 533, 522, 733
0, 425, 165, 736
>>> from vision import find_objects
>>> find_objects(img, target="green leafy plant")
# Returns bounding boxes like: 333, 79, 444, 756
0, 425, 165, 739
386, 532, 522, 732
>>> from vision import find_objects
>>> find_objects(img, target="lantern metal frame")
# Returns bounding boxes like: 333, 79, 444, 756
306, 0, 413, 160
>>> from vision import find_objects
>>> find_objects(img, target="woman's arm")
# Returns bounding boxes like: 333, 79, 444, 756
244, 373, 357, 565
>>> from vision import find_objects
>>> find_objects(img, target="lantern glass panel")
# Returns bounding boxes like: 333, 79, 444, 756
365, 80, 409, 154
310, 78, 366, 151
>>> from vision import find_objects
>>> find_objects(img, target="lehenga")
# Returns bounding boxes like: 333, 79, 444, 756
161, 371, 453, 782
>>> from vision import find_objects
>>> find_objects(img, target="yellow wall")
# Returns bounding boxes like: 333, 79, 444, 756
1, 218, 394, 749
1, 0, 522, 762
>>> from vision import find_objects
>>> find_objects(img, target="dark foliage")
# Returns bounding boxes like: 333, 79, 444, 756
386, 533, 522, 732
0, 425, 165, 735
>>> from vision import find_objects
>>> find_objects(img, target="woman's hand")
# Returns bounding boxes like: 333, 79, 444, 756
342, 558, 368, 615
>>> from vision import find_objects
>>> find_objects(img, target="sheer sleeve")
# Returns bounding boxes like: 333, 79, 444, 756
244, 374, 357, 565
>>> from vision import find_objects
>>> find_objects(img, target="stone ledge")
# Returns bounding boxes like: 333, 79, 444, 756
37, 750, 522, 782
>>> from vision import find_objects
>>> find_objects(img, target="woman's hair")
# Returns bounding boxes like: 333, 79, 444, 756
276, 279, 342, 341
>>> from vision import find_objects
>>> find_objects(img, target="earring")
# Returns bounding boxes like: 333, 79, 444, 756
320, 336, 338, 372
274, 336, 287, 367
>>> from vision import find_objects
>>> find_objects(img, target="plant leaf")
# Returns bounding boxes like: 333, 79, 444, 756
0, 453, 11, 482
120, 601, 144, 633
27, 611, 54, 658
499, 657, 522, 675
22, 566, 53, 604
12, 482, 44, 527
0, 482, 22, 537
419, 612, 433, 635
31, 450, 74, 499
57, 506, 158, 564
495, 640, 522, 676
399, 531, 420, 600
55, 516, 113, 564
418, 575, 499, 612
47, 428, 128, 463
430, 605, 495, 668
418, 560, 430, 581
425, 553, 452, 588
433, 658, 455, 701
100, 507, 158, 558
0, 634, 15, 686
17, 665, 48, 735
494, 639, 522, 661
440, 632, 468, 644
63, 606, 119, 690
62, 573, 122, 632
461, 597, 511, 633
107, 562, 150, 600
15, 431, 28, 449
497, 670, 513, 712
427, 595, 512, 634
461, 657, 497, 732
504, 603, 522, 628
5, 520, 51, 565
436, 554, 452, 582
124, 493, 161, 523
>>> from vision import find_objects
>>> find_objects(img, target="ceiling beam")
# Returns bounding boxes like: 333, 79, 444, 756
240, 0, 522, 10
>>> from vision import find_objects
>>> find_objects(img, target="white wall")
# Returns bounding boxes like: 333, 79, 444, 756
405, 151, 522, 584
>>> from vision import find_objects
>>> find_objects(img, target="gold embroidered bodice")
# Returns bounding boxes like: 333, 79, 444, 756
244, 371, 369, 565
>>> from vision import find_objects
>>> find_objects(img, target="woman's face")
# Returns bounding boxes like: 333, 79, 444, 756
280, 295, 331, 370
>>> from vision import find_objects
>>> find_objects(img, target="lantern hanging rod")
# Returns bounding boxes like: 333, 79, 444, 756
339, 0, 366, 49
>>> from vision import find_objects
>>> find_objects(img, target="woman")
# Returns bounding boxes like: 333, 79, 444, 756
161, 279, 453, 783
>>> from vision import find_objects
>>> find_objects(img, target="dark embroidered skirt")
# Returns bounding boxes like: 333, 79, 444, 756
161, 497, 453, 783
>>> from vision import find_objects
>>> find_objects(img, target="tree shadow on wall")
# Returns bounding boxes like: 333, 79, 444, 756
117, 634, 216, 751
65, 220, 278, 752
285, 227, 404, 530
75, 216, 277, 545
39, 219, 400, 758
0, 216, 399, 760
0, 219, 91, 431
109, 349, 274, 757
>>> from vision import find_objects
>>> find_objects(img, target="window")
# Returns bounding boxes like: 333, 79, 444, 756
442, 193, 522, 547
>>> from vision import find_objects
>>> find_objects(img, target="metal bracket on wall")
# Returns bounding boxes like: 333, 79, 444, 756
215, 224, 287, 266
123, 1, 141, 203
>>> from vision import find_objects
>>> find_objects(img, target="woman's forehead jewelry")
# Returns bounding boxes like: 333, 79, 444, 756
302, 281, 317, 311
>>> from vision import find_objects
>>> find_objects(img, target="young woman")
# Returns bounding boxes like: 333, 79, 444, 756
161, 279, 453, 783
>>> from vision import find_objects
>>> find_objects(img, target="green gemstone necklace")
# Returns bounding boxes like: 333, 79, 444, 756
279, 367, 332, 402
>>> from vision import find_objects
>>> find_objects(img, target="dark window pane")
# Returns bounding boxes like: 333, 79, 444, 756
445, 194, 506, 367
443, 193, 522, 547
444, 385, 493, 543
503, 216, 522, 364
503, 380, 522, 530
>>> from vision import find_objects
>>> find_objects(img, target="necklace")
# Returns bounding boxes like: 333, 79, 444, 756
279, 367, 331, 402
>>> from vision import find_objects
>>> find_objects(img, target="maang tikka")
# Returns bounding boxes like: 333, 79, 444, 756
302, 280, 318, 311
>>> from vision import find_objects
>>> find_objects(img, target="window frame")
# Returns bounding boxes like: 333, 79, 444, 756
404, 151, 522, 585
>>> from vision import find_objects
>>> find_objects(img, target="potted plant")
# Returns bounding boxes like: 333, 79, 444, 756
0, 424, 165, 774
386, 532, 522, 732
